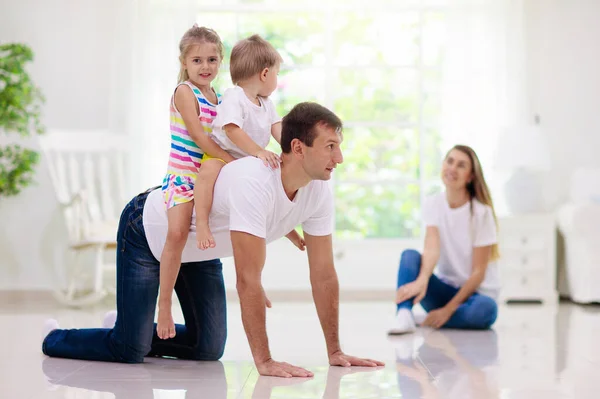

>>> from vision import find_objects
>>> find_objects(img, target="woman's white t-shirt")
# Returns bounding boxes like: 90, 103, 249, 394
422, 192, 499, 299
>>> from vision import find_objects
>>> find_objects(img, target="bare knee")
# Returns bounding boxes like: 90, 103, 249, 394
196, 160, 223, 184
165, 225, 189, 246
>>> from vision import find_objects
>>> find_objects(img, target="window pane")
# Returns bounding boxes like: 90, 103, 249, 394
198, 13, 326, 66
267, 69, 326, 152
424, 180, 443, 196
236, 14, 326, 66
272, 69, 326, 117
212, 72, 233, 94
422, 128, 443, 181
333, 68, 419, 123
336, 127, 420, 183
422, 12, 446, 67
332, 13, 419, 67
335, 183, 421, 238
195, 13, 237, 62
190, 6, 447, 242
423, 69, 442, 127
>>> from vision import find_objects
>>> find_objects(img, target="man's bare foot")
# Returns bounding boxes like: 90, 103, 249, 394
196, 220, 216, 250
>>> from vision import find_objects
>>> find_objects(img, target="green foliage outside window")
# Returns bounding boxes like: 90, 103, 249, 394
202, 7, 445, 238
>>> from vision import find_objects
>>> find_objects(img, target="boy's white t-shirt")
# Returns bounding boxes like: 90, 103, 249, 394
143, 157, 333, 262
422, 192, 499, 299
210, 86, 281, 159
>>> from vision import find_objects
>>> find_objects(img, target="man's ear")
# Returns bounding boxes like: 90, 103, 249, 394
291, 138, 304, 158
260, 67, 269, 82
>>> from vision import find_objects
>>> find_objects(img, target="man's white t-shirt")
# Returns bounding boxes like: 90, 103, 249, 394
143, 157, 333, 262
422, 192, 499, 299
210, 86, 281, 159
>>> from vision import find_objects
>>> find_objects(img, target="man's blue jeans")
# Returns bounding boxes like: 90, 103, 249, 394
43, 189, 227, 362
396, 249, 498, 329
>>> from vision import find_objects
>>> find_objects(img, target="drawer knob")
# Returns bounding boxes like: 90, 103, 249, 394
521, 276, 528, 284
521, 257, 528, 264
521, 237, 528, 244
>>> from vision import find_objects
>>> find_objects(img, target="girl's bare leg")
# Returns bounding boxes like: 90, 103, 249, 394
157, 201, 194, 339
194, 159, 225, 250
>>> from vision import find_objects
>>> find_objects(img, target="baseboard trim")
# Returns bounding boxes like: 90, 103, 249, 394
226, 289, 395, 302
0, 289, 54, 303
0, 290, 62, 311
0, 289, 395, 305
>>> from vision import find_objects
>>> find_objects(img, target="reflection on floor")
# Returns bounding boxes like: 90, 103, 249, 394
1, 298, 599, 398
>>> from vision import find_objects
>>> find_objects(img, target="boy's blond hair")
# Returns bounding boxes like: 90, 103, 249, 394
230, 34, 283, 85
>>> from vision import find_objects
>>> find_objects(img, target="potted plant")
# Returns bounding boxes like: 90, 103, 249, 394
0, 43, 44, 197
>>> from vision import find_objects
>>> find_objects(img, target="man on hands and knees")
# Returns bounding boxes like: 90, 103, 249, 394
230, 102, 384, 377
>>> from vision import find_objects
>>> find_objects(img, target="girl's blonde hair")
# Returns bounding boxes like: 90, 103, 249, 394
230, 34, 283, 85
178, 25, 224, 83
447, 145, 500, 261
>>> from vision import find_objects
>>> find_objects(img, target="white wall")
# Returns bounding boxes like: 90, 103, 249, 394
221, 238, 420, 294
525, 0, 600, 208
0, 0, 120, 289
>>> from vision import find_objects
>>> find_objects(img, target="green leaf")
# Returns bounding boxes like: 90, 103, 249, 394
0, 43, 45, 197
0, 144, 39, 196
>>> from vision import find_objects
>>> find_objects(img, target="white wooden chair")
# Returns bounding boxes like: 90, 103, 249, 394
39, 130, 128, 306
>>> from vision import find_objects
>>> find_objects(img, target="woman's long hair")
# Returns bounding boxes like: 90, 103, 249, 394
447, 145, 500, 261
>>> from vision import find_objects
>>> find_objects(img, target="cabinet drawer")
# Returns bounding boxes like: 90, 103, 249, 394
501, 270, 550, 299
499, 250, 547, 271
500, 232, 546, 251
499, 215, 555, 233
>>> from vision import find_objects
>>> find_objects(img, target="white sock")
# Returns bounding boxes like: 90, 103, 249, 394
42, 319, 60, 342
413, 306, 427, 325
388, 308, 416, 335
102, 310, 118, 329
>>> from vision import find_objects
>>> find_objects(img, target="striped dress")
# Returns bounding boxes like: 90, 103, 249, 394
162, 81, 221, 209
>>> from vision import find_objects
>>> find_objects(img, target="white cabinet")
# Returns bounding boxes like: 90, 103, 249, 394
498, 214, 558, 304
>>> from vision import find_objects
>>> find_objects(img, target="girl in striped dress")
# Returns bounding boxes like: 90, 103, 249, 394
157, 26, 234, 340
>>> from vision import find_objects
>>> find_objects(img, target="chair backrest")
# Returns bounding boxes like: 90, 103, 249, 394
39, 130, 128, 240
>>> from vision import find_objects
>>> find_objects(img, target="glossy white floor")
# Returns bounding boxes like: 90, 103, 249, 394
1, 297, 599, 399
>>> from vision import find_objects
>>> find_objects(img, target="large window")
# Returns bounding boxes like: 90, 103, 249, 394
197, 0, 447, 239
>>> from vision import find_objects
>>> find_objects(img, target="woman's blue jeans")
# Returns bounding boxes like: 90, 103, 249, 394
42, 188, 227, 362
396, 249, 498, 329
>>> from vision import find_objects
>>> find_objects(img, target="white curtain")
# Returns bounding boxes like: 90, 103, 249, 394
109, 0, 199, 197
440, 0, 526, 172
